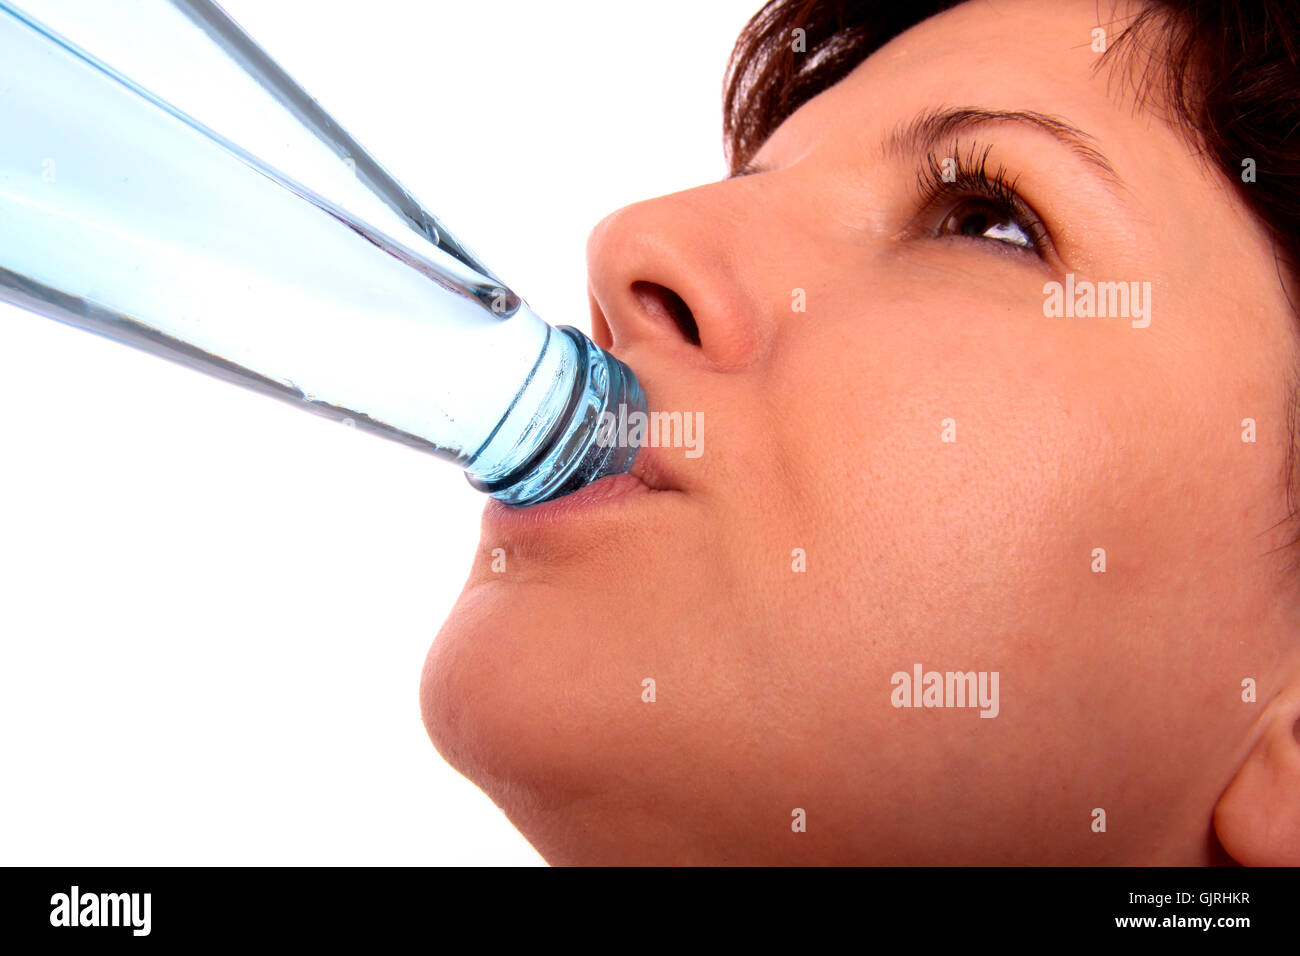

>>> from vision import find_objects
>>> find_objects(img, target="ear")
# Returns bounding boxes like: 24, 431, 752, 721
1213, 683, 1300, 865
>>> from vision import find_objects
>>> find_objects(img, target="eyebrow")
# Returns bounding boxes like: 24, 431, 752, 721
732, 106, 1123, 189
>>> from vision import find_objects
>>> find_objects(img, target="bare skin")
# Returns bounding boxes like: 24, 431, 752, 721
421, 0, 1300, 864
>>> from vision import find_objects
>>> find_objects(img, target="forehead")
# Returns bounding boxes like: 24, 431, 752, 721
751, 0, 1173, 175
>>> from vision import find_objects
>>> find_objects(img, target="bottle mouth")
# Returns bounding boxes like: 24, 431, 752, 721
464, 326, 647, 507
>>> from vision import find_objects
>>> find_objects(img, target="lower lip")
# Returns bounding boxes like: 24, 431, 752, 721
481, 472, 657, 532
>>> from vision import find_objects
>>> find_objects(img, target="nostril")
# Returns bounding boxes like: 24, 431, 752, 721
631, 280, 700, 346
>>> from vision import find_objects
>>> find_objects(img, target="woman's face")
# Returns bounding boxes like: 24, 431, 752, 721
421, 0, 1300, 864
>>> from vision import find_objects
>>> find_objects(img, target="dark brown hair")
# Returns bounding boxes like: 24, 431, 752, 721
722, 0, 1300, 559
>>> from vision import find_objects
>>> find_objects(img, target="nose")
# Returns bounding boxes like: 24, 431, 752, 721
584, 183, 770, 371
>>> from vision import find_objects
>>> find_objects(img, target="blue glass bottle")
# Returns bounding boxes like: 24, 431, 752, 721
0, 0, 645, 505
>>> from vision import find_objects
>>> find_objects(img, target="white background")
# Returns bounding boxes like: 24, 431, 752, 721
0, 0, 759, 864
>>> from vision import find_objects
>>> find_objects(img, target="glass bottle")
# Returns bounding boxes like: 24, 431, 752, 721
0, 0, 646, 505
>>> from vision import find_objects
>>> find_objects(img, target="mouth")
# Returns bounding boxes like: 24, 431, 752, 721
628, 442, 680, 494
480, 443, 683, 534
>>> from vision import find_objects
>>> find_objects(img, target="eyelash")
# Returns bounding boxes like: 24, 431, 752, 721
915, 142, 1050, 257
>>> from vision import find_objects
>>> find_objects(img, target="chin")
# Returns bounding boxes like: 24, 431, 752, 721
420, 573, 646, 823
420, 560, 753, 863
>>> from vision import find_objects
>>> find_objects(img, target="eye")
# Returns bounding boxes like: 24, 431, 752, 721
913, 143, 1053, 260
937, 198, 1037, 250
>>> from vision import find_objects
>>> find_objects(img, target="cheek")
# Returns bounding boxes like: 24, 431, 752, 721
738, 291, 1270, 831
760, 297, 1094, 599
